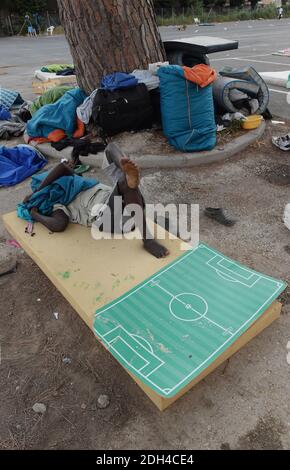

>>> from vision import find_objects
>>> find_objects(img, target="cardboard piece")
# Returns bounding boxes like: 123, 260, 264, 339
32, 77, 77, 95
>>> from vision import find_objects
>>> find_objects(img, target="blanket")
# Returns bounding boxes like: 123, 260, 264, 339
17, 172, 97, 222
0, 115, 26, 139
41, 64, 74, 73
29, 86, 73, 115
0, 145, 47, 187
27, 88, 87, 140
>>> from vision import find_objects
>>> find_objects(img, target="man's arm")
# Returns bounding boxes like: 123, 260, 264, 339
36, 162, 74, 191
23, 162, 74, 202
30, 207, 69, 232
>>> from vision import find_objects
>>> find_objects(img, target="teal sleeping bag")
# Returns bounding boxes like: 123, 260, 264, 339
157, 65, 216, 152
27, 88, 86, 138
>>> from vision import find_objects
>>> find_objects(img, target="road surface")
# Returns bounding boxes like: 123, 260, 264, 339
162, 18, 290, 119
1, 18, 290, 118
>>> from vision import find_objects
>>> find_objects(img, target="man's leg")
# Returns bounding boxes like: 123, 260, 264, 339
105, 143, 169, 258
114, 158, 169, 258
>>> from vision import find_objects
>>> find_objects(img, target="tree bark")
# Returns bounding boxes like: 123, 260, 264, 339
57, 0, 166, 94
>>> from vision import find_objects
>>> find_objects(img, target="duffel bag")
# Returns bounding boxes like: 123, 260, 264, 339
92, 83, 153, 136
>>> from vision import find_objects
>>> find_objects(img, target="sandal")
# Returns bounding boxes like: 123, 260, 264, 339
74, 164, 90, 175
204, 208, 236, 227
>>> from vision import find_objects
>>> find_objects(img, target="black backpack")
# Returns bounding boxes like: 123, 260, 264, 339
92, 83, 154, 136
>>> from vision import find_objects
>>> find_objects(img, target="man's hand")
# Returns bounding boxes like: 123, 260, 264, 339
30, 207, 39, 217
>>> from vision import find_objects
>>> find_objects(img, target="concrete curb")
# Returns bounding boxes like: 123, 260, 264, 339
131, 121, 266, 168
36, 121, 265, 169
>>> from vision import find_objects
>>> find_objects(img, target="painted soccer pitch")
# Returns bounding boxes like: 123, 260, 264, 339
94, 244, 285, 398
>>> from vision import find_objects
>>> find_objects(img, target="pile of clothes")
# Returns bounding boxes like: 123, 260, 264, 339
24, 63, 166, 147
1, 61, 271, 161
0, 88, 27, 139
1, 63, 218, 157
24, 61, 218, 153
34, 64, 76, 82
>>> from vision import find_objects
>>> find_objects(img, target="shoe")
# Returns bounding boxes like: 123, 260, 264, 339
272, 134, 290, 151
204, 208, 236, 227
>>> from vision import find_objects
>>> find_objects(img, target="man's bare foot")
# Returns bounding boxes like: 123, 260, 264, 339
120, 157, 140, 189
143, 239, 169, 258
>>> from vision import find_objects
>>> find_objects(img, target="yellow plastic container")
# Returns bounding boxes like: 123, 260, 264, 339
242, 115, 262, 130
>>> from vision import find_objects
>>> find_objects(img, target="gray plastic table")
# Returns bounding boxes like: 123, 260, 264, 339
163, 36, 239, 66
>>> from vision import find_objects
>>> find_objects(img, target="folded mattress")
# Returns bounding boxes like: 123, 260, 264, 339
215, 66, 269, 115
213, 76, 260, 113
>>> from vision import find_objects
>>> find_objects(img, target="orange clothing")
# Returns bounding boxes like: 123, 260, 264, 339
183, 64, 217, 88
72, 118, 85, 139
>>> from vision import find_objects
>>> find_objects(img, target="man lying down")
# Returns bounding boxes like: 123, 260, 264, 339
19, 143, 169, 259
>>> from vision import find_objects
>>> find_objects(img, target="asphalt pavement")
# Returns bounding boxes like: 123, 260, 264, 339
161, 18, 290, 119
1, 18, 290, 118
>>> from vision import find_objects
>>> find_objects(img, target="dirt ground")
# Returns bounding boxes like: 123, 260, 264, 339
1, 120, 290, 450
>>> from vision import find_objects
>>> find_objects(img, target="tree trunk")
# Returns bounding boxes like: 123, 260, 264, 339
57, 0, 166, 94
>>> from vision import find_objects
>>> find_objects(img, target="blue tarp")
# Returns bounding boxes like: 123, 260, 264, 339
0, 145, 47, 187
17, 172, 98, 222
157, 65, 216, 152
27, 88, 87, 138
